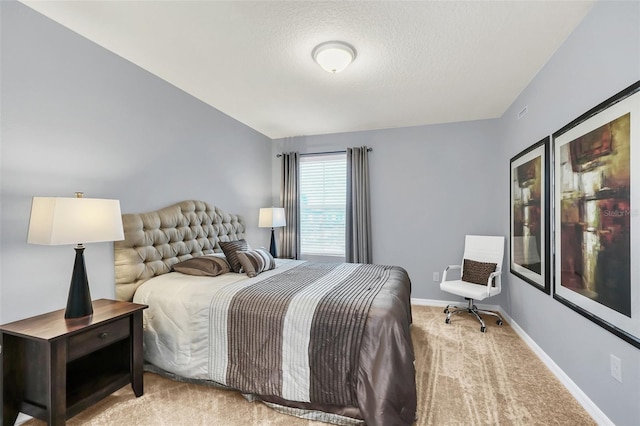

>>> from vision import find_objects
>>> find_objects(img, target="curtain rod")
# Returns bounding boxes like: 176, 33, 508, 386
276, 147, 372, 158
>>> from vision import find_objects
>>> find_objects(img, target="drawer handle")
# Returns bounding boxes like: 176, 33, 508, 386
99, 332, 109, 339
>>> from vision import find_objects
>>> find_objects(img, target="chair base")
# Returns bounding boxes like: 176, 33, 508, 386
444, 298, 503, 332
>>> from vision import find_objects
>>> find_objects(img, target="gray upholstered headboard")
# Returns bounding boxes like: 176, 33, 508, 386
114, 200, 245, 301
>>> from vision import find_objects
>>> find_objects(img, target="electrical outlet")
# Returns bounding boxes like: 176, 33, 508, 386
433, 272, 439, 282
610, 354, 622, 383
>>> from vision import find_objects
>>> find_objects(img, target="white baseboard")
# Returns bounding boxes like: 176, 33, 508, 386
410, 297, 613, 426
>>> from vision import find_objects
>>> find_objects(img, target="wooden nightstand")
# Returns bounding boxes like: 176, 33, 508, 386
0, 299, 148, 425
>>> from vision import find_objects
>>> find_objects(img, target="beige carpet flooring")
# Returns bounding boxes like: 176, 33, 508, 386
23, 305, 596, 425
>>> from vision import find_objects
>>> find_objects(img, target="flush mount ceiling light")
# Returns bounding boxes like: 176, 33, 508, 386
312, 41, 357, 73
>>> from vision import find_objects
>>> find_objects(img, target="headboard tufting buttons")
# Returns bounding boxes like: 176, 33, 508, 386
114, 200, 245, 302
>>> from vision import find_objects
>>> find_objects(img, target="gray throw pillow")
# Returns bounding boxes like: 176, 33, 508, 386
172, 255, 230, 277
236, 248, 276, 278
219, 239, 249, 273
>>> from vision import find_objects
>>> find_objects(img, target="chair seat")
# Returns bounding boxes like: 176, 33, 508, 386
440, 279, 500, 301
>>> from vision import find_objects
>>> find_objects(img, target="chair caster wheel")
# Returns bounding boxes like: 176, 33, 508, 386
445, 318, 451, 324
444, 308, 449, 314
480, 326, 486, 333
497, 319, 503, 326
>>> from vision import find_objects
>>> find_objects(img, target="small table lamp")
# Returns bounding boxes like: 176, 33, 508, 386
258, 207, 286, 258
27, 192, 124, 319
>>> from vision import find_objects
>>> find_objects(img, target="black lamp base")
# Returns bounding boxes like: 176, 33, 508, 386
65, 246, 93, 319
269, 228, 278, 258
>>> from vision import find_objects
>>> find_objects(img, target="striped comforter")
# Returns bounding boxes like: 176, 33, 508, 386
134, 260, 416, 426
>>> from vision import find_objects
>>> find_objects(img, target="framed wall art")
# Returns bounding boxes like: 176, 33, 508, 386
510, 137, 551, 294
553, 80, 640, 349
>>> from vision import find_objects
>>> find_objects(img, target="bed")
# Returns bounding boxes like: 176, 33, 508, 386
114, 200, 416, 425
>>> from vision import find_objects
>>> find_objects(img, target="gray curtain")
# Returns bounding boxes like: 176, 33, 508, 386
346, 146, 372, 263
280, 152, 300, 259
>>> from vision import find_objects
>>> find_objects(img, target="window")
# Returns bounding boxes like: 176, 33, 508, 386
299, 153, 346, 258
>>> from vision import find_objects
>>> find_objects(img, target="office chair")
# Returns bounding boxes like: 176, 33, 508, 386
440, 235, 505, 332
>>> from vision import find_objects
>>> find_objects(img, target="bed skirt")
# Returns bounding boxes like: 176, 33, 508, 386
144, 363, 365, 425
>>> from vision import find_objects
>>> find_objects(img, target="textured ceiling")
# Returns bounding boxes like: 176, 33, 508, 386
20, 1, 595, 139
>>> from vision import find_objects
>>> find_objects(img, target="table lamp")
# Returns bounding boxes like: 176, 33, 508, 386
258, 207, 286, 258
27, 192, 124, 318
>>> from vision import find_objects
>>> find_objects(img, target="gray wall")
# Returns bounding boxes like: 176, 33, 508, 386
273, 118, 504, 303
497, 1, 640, 425
0, 1, 272, 322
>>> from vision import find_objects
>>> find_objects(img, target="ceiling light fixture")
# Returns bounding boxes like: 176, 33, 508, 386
312, 41, 357, 73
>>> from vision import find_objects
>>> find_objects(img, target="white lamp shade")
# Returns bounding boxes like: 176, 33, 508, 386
258, 207, 286, 228
313, 41, 356, 73
27, 197, 124, 245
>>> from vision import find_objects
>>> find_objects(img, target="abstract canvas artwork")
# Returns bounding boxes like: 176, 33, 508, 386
553, 80, 640, 348
510, 137, 550, 294
557, 114, 630, 315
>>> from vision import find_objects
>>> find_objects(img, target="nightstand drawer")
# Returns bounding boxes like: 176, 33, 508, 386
68, 317, 130, 360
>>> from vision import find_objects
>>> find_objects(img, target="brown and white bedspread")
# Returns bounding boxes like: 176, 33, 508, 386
134, 260, 416, 426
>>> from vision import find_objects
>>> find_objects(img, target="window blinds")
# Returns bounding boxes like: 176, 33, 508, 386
299, 153, 346, 257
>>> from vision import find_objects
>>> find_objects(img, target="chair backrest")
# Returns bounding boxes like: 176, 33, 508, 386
462, 235, 505, 267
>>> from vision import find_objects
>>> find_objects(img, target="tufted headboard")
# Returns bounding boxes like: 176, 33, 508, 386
114, 200, 245, 301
